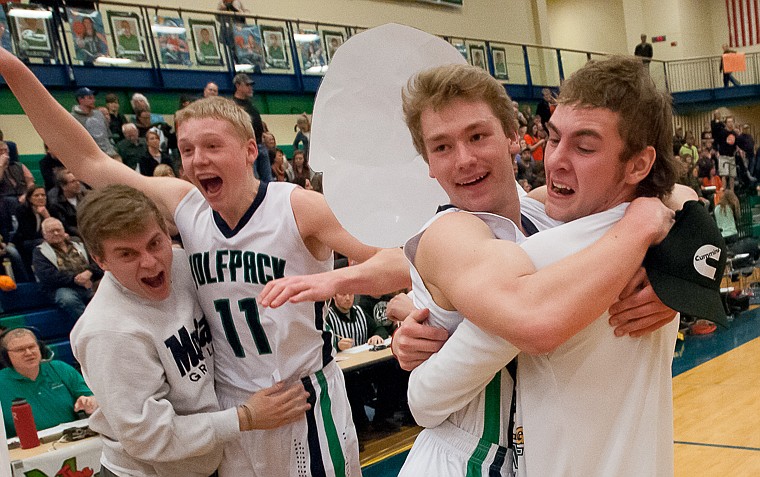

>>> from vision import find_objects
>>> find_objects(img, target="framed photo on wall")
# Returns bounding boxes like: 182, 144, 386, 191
449, 39, 467, 62
295, 29, 325, 74
322, 30, 344, 63
67, 7, 110, 63
234, 24, 266, 72
468, 44, 486, 70
0, 8, 12, 52
261, 25, 289, 69
154, 16, 192, 66
12, 10, 54, 59
491, 46, 508, 80
108, 11, 146, 61
189, 19, 222, 66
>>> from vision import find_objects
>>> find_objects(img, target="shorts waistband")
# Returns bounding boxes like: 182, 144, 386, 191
427, 420, 509, 456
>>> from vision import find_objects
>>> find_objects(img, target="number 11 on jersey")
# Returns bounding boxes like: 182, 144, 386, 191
213, 298, 272, 357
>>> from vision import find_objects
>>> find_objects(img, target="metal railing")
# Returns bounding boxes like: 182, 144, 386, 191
0, 0, 754, 98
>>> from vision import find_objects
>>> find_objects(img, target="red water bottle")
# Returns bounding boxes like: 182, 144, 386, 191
11, 398, 40, 449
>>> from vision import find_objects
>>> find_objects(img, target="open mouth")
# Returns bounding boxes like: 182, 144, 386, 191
199, 176, 223, 195
458, 173, 488, 187
141, 271, 166, 289
551, 180, 575, 196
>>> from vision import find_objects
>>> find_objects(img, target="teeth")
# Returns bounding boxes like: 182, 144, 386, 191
459, 174, 486, 186
552, 181, 572, 191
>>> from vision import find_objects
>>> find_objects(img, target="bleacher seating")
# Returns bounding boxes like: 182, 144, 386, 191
0, 282, 79, 368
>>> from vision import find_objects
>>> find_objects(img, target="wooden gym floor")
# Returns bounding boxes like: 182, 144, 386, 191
360, 306, 760, 477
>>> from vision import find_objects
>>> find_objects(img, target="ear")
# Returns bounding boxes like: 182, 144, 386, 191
92, 254, 109, 272
624, 146, 656, 186
246, 138, 258, 167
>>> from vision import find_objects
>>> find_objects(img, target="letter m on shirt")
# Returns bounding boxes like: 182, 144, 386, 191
164, 327, 203, 377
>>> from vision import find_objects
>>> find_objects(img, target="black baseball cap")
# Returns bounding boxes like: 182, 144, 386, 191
75, 87, 96, 98
644, 200, 728, 327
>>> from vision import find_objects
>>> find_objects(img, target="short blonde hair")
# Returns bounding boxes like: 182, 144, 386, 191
402, 64, 516, 162
175, 96, 254, 143
153, 164, 175, 177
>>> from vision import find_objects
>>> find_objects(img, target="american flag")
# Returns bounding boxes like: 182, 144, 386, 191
727, 0, 760, 47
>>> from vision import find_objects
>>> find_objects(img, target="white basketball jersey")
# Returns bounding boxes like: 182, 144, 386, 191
404, 209, 524, 446
175, 184, 333, 400
514, 202, 678, 477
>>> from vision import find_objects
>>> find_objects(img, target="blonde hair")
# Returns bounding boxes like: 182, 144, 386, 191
153, 164, 175, 177
718, 190, 741, 220
295, 114, 311, 132
175, 96, 254, 143
402, 64, 516, 162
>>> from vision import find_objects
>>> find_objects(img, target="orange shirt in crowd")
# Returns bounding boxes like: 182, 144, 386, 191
524, 134, 544, 162
701, 176, 723, 205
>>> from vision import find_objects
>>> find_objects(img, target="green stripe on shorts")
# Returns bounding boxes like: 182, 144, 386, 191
316, 369, 346, 477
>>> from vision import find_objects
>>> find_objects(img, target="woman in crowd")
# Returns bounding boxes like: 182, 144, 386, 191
290, 149, 313, 185
12, 185, 48, 269
139, 129, 172, 177
292, 114, 311, 159
715, 190, 740, 243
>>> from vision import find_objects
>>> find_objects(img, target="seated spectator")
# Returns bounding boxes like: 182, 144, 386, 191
0, 235, 29, 283
715, 190, 740, 244
134, 109, 157, 138
152, 163, 176, 178
48, 169, 86, 238
0, 140, 34, 204
105, 93, 127, 143
290, 149, 314, 184
679, 132, 699, 165
701, 163, 723, 206
70, 87, 118, 159
523, 123, 546, 162
252, 132, 273, 184
12, 186, 49, 272
0, 328, 97, 437
326, 292, 401, 437
116, 123, 146, 171
139, 129, 172, 177
203, 81, 219, 98
32, 218, 102, 322
271, 147, 288, 182
130, 93, 164, 125
327, 292, 389, 352
38, 146, 65, 191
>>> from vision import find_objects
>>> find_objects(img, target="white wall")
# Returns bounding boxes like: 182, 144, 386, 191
546, 0, 628, 54
123, 0, 540, 45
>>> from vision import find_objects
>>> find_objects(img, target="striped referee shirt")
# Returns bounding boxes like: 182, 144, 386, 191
326, 304, 387, 347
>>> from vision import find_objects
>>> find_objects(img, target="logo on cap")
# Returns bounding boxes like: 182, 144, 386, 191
693, 244, 722, 279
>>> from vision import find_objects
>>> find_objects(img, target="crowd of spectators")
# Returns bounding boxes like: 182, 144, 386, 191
511, 94, 554, 192
6, 59, 760, 445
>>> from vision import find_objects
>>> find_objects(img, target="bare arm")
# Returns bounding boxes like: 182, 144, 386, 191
0, 47, 191, 223
417, 198, 672, 354
259, 247, 410, 307
259, 188, 411, 307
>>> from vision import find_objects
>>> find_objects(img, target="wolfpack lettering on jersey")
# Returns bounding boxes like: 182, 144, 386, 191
174, 182, 360, 477
187, 250, 286, 287
164, 316, 214, 379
